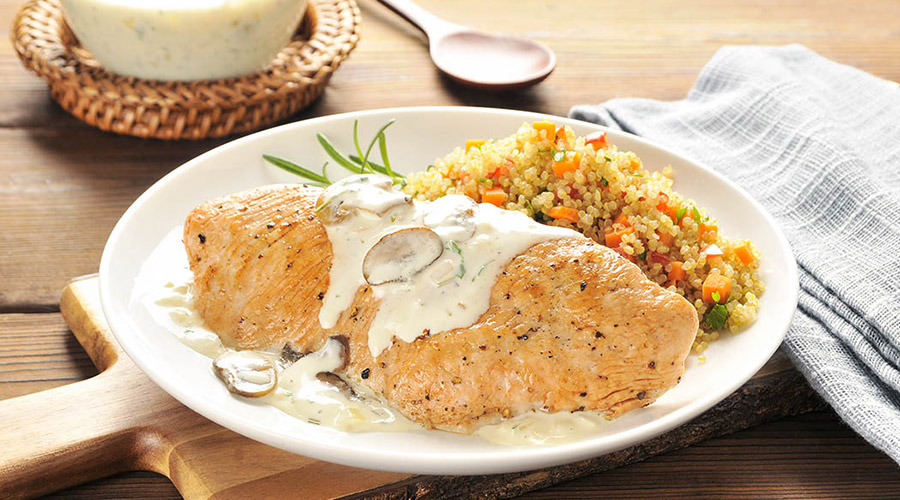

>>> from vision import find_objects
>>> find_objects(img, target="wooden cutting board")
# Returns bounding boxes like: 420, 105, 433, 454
0, 276, 823, 500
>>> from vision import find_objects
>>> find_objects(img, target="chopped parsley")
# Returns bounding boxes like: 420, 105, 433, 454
711, 291, 721, 303
704, 304, 729, 330
600, 177, 609, 187
675, 207, 687, 223
472, 260, 495, 282
448, 240, 465, 278
552, 150, 567, 162
691, 206, 702, 223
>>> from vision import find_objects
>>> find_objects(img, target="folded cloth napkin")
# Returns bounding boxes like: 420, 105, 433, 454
570, 44, 900, 463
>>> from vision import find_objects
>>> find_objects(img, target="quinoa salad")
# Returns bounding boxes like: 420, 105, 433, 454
404, 121, 763, 353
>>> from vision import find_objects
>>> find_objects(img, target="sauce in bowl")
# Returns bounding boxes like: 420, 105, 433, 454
61, 0, 307, 80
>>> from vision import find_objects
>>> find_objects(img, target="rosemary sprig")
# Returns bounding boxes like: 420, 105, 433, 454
262, 155, 330, 184
317, 133, 363, 173
266, 120, 407, 186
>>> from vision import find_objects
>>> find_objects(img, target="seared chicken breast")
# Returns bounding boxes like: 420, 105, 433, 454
185, 183, 698, 432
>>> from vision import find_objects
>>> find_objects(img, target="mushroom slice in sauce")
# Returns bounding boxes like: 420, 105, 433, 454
422, 195, 477, 242
362, 227, 443, 285
316, 175, 412, 225
279, 336, 349, 394
213, 351, 277, 397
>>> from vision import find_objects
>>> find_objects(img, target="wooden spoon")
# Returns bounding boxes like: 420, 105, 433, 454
377, 0, 556, 90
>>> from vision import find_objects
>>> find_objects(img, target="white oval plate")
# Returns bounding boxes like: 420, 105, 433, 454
100, 106, 798, 475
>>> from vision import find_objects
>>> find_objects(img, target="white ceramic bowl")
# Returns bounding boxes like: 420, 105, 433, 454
61, 0, 307, 81
99, 106, 798, 475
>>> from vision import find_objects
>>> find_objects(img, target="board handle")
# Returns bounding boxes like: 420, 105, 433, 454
0, 277, 172, 499
0, 371, 167, 500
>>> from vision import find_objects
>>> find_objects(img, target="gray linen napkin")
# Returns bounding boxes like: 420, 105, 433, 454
570, 44, 900, 463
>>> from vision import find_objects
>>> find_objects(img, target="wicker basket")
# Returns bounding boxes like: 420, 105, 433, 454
12, 0, 361, 140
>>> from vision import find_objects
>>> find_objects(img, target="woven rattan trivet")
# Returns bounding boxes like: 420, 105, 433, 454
12, 0, 360, 140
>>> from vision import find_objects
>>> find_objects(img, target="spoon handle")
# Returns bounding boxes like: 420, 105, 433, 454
376, 0, 460, 39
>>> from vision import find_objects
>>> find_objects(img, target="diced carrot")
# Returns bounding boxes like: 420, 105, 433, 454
552, 151, 582, 177
698, 223, 718, 239
614, 212, 632, 228
585, 131, 608, 150
700, 243, 724, 258
668, 261, 687, 283
465, 139, 485, 152
555, 126, 569, 148
629, 158, 641, 169
604, 227, 634, 248
702, 274, 732, 303
656, 192, 682, 222
481, 187, 506, 206
532, 121, 556, 138
656, 192, 669, 212
656, 231, 674, 248
548, 205, 579, 223
734, 241, 756, 265
666, 202, 681, 223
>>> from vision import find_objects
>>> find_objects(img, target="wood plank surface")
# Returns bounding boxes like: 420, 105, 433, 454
3, 0, 900, 307
1, 0, 899, 497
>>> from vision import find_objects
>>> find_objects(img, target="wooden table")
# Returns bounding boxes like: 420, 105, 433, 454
2, 0, 899, 497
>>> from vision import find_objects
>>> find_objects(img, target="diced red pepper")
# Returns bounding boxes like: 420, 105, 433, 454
649, 252, 671, 265
700, 243, 724, 258
585, 131, 608, 150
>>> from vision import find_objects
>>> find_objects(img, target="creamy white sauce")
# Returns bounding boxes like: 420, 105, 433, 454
132, 193, 613, 445
60, 0, 306, 80
318, 175, 577, 357
134, 228, 418, 433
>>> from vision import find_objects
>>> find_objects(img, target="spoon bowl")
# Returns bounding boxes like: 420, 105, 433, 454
378, 0, 556, 90
431, 31, 556, 89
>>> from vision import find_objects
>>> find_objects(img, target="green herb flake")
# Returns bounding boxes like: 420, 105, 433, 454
704, 304, 729, 330
472, 260, 495, 282
639, 250, 647, 261
603, 154, 614, 162
675, 207, 687, 223
691, 206, 701, 223
711, 291, 721, 303
552, 150, 567, 162
448, 240, 465, 278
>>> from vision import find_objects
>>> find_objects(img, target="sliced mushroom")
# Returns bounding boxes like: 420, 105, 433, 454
422, 195, 477, 242
316, 372, 363, 401
279, 342, 306, 368
316, 175, 412, 225
213, 351, 277, 397
279, 336, 349, 394
315, 193, 353, 225
363, 227, 444, 285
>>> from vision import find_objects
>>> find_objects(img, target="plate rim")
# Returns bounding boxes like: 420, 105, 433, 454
98, 105, 799, 475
